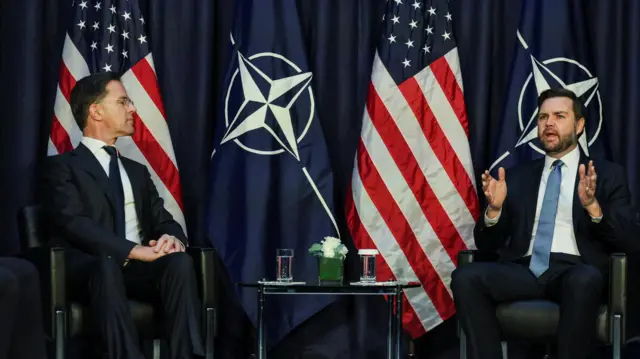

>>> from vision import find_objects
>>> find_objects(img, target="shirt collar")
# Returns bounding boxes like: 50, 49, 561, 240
544, 144, 580, 172
81, 136, 114, 155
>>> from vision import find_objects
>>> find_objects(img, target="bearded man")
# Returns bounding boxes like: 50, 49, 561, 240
451, 88, 640, 359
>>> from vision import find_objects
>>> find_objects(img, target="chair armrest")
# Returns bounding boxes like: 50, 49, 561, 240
18, 245, 67, 338
187, 247, 217, 310
609, 253, 626, 342
40, 246, 67, 340
458, 250, 477, 265
50, 247, 67, 311
187, 247, 217, 341
456, 250, 476, 338
609, 253, 626, 315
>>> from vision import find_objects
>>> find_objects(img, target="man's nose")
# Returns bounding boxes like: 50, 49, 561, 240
545, 116, 557, 126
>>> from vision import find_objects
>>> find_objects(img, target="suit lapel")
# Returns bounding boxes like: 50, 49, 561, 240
72, 143, 117, 209
524, 159, 545, 239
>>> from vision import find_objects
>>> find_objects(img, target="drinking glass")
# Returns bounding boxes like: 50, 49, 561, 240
358, 249, 378, 282
276, 249, 294, 282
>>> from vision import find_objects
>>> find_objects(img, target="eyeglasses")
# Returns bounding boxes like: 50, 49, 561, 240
116, 97, 135, 107
93, 97, 135, 109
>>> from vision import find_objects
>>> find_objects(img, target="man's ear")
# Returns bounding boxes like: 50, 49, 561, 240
88, 103, 102, 121
576, 117, 585, 136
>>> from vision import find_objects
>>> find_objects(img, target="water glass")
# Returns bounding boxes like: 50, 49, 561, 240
276, 249, 294, 282
358, 249, 378, 282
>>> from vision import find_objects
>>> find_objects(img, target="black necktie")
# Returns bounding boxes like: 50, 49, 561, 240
103, 146, 125, 238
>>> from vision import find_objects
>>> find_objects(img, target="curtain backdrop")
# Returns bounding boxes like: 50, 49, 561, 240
1, 0, 639, 358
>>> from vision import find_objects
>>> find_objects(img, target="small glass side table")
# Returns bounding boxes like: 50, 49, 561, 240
238, 281, 421, 359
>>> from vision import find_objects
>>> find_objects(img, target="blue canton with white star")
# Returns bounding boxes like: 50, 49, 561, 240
69, 0, 149, 74
378, 0, 456, 84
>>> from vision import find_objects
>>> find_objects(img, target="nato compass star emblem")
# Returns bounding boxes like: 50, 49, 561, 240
220, 51, 315, 161
215, 41, 340, 237
490, 30, 603, 170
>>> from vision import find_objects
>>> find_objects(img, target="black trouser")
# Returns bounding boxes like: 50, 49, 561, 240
451, 260, 603, 359
68, 250, 205, 359
0, 257, 46, 359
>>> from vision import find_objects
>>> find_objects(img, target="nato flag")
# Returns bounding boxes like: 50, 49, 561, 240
205, 0, 340, 347
490, 0, 608, 174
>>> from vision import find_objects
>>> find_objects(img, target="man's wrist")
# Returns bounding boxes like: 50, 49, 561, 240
487, 205, 502, 219
128, 245, 142, 259
584, 199, 602, 218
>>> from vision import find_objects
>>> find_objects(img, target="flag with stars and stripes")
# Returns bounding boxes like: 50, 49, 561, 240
346, 0, 479, 337
48, 0, 186, 232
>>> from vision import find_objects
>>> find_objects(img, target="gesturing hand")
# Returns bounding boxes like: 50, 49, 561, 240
481, 167, 507, 211
578, 160, 598, 207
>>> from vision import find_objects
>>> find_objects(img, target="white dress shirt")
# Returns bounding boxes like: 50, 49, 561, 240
81, 137, 143, 245
484, 146, 600, 256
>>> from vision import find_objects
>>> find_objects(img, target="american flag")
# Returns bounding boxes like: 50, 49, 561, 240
346, 0, 479, 337
48, 0, 186, 232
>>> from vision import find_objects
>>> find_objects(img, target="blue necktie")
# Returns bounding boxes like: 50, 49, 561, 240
529, 160, 563, 277
103, 146, 125, 238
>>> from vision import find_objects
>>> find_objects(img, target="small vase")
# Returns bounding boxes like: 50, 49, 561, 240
317, 257, 344, 285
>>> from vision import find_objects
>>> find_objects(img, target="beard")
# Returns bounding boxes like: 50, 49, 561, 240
540, 129, 578, 155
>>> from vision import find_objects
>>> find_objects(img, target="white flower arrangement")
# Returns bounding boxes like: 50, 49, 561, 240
308, 236, 349, 260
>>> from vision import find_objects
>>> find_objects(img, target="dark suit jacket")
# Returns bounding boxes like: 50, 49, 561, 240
41, 143, 187, 265
474, 153, 640, 278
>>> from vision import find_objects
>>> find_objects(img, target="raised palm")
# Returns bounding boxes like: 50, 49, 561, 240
577, 161, 597, 207
481, 167, 507, 209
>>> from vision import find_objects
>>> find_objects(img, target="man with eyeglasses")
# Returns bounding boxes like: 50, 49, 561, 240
41, 72, 204, 359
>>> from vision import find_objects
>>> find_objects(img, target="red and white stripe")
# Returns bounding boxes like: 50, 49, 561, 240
346, 49, 479, 338
48, 34, 186, 233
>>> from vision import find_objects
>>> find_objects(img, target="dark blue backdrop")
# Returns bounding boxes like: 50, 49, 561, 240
1, 0, 640, 358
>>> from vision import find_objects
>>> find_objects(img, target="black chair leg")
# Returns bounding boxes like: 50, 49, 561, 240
152, 339, 161, 359
459, 329, 467, 359
541, 343, 552, 359
460, 330, 509, 359
54, 309, 66, 359
408, 339, 416, 357
205, 307, 216, 359
613, 314, 622, 359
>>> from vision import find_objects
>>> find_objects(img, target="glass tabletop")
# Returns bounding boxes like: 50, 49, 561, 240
237, 281, 421, 295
